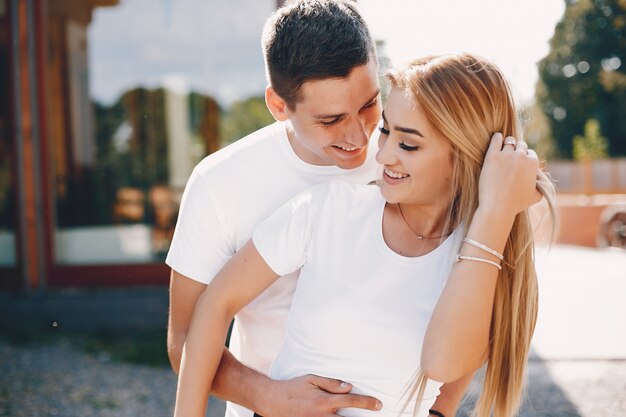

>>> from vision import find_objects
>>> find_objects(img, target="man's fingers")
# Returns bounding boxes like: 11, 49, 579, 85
307, 375, 352, 393
326, 393, 382, 412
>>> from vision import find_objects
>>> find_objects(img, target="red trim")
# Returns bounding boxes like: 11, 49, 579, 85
47, 263, 170, 288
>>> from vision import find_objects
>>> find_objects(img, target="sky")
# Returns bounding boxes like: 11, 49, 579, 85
89, 0, 274, 105
358, 0, 566, 104
89, 0, 565, 106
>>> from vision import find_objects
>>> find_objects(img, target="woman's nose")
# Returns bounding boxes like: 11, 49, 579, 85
375, 132, 396, 166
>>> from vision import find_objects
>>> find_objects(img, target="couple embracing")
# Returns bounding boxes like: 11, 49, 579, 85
166, 2, 556, 417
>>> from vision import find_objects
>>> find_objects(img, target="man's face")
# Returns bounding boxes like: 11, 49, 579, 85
284, 60, 381, 170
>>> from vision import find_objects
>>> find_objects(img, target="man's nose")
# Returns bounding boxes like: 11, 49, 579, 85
345, 116, 369, 147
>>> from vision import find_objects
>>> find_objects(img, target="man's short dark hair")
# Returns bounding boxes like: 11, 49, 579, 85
262, 0, 377, 109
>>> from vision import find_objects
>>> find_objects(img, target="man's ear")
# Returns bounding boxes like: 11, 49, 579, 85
265, 86, 290, 121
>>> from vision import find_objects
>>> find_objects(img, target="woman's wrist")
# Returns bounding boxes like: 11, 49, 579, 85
474, 205, 516, 229
466, 207, 516, 256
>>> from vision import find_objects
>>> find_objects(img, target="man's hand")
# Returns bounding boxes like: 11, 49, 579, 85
258, 374, 382, 417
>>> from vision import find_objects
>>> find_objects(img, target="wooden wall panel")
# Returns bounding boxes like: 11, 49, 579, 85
14, 0, 43, 290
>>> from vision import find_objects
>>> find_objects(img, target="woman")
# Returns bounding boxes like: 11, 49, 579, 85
174, 53, 556, 417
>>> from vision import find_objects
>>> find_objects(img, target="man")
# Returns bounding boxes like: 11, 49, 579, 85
166, 2, 471, 417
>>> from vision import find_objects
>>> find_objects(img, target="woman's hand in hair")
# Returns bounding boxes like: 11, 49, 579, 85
478, 132, 543, 220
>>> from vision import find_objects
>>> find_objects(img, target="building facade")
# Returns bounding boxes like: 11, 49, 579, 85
1, 0, 278, 292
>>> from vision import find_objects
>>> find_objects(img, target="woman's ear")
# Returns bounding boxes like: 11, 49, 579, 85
265, 86, 289, 122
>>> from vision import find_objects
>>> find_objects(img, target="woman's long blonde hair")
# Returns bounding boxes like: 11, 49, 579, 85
388, 53, 557, 417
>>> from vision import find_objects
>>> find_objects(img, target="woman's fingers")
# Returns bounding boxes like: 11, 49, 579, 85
480, 133, 544, 215
526, 148, 538, 160
515, 139, 529, 154
502, 136, 517, 152
489, 132, 504, 153
525, 148, 543, 205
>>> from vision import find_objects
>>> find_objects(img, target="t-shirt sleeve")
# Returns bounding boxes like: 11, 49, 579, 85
165, 168, 233, 284
252, 185, 324, 276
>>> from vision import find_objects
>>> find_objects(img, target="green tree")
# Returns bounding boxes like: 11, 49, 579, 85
573, 118, 609, 160
536, 0, 626, 158
220, 96, 275, 145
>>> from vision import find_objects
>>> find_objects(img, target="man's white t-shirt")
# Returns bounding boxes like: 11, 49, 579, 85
166, 122, 379, 417
252, 181, 464, 417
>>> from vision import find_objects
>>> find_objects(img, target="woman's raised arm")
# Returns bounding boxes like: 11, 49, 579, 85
421, 133, 542, 383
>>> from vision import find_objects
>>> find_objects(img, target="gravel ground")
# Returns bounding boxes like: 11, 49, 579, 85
1, 338, 624, 417
0, 339, 224, 417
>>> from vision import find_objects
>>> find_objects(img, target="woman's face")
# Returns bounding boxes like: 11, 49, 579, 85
376, 87, 454, 208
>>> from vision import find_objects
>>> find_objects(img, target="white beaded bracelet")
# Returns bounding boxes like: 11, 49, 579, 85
462, 237, 504, 261
455, 254, 502, 270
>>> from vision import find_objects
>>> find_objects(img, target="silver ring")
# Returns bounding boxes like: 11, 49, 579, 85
504, 139, 516, 148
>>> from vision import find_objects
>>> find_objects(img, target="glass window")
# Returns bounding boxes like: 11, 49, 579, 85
0, 1, 17, 268
43, 0, 276, 265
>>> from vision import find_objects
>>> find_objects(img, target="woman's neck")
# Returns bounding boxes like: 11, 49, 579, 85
381, 199, 454, 258
395, 201, 452, 239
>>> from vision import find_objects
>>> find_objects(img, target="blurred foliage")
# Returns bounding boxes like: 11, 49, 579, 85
573, 118, 609, 160
377, 40, 392, 106
521, 103, 557, 160
60, 89, 222, 227
1, 330, 170, 368
537, 0, 626, 158
57, 89, 272, 227
2, 322, 234, 368
220, 95, 275, 145
81, 330, 170, 367
58, 88, 171, 227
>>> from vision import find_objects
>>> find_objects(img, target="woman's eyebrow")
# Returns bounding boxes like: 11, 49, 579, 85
382, 111, 424, 138
396, 126, 424, 138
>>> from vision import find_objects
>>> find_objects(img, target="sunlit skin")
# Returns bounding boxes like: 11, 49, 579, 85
376, 86, 454, 237
267, 59, 382, 170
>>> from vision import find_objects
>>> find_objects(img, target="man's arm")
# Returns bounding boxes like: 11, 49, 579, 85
168, 269, 381, 416
428, 372, 474, 417
213, 349, 381, 417
168, 269, 207, 374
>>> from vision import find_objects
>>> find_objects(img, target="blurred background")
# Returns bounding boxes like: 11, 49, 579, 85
0, 0, 624, 416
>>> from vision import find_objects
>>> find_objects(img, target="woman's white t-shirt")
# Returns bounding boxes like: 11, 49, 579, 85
252, 181, 464, 417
